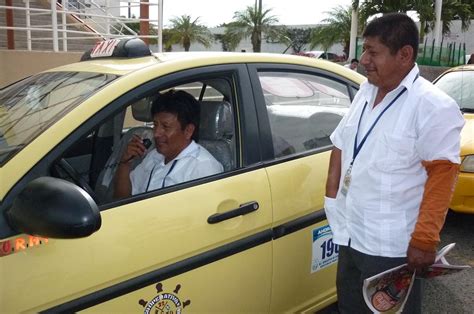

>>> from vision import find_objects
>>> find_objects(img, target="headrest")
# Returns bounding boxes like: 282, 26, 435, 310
131, 98, 153, 122
199, 101, 233, 140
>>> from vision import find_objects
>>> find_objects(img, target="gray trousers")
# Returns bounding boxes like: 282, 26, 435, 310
337, 245, 422, 314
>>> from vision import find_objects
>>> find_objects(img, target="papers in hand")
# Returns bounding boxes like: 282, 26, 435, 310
362, 243, 470, 313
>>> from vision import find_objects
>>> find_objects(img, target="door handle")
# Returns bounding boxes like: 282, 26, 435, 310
207, 201, 259, 224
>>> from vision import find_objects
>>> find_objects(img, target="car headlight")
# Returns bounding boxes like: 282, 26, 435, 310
460, 155, 474, 173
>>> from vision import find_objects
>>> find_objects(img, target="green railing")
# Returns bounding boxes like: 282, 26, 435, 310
417, 38, 466, 66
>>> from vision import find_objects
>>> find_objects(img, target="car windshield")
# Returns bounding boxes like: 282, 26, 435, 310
0, 72, 118, 164
435, 70, 474, 112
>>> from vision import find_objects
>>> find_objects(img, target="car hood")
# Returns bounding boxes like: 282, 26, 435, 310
461, 113, 474, 156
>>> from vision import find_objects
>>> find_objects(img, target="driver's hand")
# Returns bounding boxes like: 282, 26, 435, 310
120, 135, 147, 163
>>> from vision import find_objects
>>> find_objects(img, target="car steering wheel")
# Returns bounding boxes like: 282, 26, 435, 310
54, 158, 97, 202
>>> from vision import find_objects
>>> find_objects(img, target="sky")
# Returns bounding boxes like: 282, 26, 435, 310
120, 0, 353, 28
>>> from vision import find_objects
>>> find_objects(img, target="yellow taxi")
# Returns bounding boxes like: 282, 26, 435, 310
0, 38, 364, 313
433, 65, 474, 214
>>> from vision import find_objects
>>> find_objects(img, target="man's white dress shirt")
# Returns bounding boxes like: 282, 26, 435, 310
325, 65, 464, 257
130, 140, 223, 195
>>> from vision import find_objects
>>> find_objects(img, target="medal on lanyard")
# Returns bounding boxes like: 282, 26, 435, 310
341, 164, 352, 196
340, 83, 412, 196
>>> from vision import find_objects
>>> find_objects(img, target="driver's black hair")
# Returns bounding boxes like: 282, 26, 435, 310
151, 90, 200, 141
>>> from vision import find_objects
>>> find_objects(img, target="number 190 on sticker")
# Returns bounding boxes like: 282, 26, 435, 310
320, 238, 339, 259
311, 225, 339, 273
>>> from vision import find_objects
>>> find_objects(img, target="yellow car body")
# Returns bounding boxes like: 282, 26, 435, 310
0, 39, 364, 313
434, 65, 474, 214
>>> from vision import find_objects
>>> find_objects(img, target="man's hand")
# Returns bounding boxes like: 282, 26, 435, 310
406, 244, 436, 274
115, 135, 147, 199
121, 135, 148, 163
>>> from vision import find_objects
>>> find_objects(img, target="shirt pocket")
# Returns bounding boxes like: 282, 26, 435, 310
372, 132, 417, 173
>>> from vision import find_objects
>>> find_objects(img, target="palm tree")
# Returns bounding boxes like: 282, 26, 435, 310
162, 29, 175, 52
310, 5, 361, 57
225, 5, 281, 52
168, 15, 213, 51
215, 23, 242, 51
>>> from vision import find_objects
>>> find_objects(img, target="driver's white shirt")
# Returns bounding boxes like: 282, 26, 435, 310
325, 65, 464, 257
130, 140, 223, 195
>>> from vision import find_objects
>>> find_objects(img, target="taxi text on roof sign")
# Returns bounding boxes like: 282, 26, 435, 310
90, 39, 121, 58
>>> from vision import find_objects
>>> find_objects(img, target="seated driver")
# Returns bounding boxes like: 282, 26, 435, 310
114, 90, 223, 199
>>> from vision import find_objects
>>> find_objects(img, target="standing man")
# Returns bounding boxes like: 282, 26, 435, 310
324, 13, 464, 313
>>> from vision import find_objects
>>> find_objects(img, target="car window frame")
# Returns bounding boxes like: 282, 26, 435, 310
247, 63, 360, 165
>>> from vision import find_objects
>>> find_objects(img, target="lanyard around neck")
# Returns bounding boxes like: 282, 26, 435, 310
145, 159, 178, 192
161, 159, 178, 189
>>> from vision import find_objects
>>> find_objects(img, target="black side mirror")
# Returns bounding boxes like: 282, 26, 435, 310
5, 177, 101, 239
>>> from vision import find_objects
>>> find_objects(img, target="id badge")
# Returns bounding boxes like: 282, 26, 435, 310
340, 165, 352, 196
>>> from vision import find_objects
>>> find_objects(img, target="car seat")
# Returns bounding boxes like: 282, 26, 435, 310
198, 100, 235, 171
304, 112, 342, 149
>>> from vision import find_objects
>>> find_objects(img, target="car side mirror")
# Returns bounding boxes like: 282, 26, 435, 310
5, 177, 101, 239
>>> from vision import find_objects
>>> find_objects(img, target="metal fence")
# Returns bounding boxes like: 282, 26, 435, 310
417, 38, 467, 66
0, 0, 162, 52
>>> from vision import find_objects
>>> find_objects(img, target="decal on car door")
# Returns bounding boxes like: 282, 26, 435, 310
311, 225, 339, 273
0, 236, 49, 257
138, 283, 191, 314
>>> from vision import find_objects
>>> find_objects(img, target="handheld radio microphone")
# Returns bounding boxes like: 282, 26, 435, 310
123, 138, 152, 163
142, 138, 152, 149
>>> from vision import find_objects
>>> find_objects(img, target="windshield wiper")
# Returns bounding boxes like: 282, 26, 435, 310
460, 108, 474, 113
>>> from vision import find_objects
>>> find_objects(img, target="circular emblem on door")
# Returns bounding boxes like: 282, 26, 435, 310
139, 283, 191, 314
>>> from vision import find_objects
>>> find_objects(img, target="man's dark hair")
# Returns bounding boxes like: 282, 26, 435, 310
351, 58, 359, 63
151, 90, 200, 140
363, 13, 419, 61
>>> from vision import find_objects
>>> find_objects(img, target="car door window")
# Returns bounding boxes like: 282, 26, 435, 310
258, 71, 351, 157
55, 77, 237, 205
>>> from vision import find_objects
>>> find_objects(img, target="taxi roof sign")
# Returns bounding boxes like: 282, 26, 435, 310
81, 38, 152, 61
